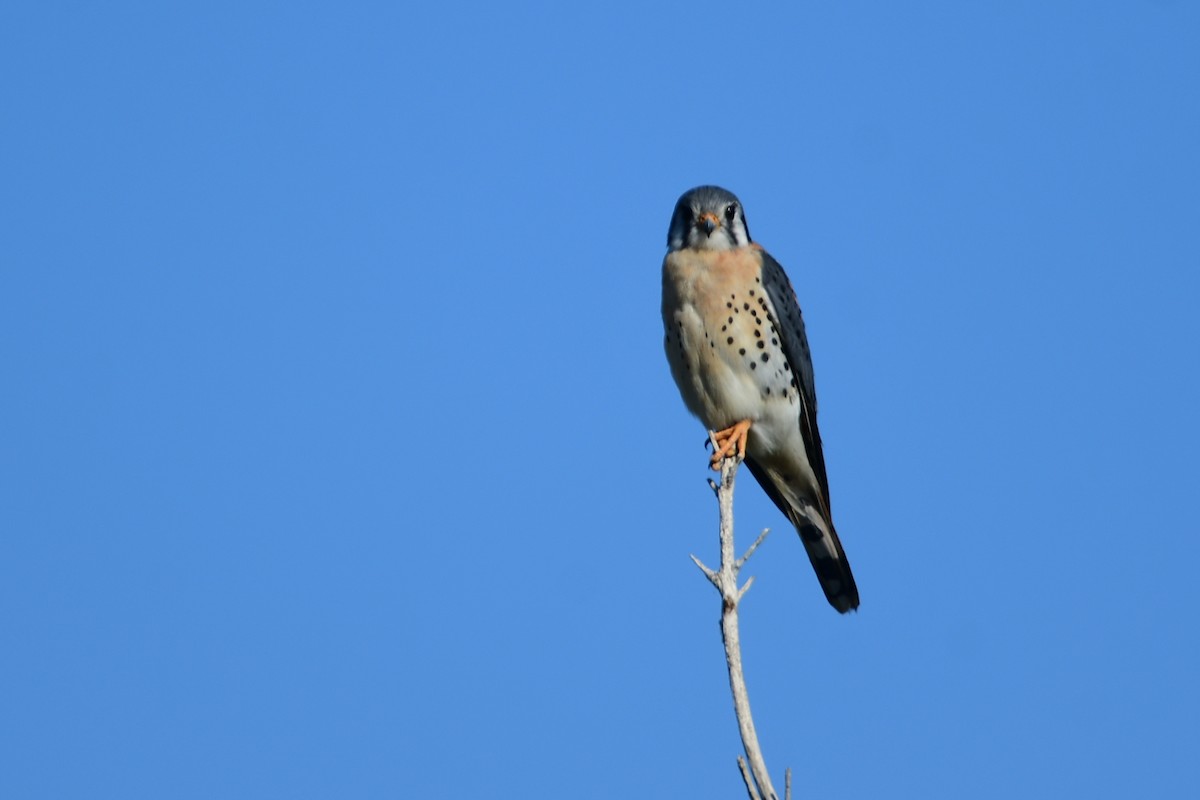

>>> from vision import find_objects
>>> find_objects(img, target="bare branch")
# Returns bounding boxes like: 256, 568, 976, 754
736, 528, 772, 571
694, 453, 786, 800
690, 553, 718, 586
735, 575, 756, 604
737, 756, 762, 800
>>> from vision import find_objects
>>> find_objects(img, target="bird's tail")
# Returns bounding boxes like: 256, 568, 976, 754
743, 459, 860, 613
787, 502, 859, 613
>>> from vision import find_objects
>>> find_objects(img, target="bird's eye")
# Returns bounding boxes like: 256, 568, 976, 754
724, 204, 737, 221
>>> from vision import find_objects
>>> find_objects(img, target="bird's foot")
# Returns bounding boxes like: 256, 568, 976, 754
709, 420, 752, 470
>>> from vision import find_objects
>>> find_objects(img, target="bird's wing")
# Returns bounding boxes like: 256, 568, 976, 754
757, 248, 832, 515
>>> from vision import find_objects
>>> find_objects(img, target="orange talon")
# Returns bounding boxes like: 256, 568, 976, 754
709, 419, 752, 470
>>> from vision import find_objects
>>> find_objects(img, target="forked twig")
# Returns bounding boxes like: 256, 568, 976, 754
690, 453, 788, 800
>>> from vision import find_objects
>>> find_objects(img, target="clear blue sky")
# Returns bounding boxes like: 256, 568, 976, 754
3, 2, 1198, 797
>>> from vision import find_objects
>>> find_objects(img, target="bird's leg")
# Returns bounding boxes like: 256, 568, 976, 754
709, 419, 752, 470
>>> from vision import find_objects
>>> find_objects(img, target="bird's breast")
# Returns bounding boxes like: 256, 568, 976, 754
662, 247, 800, 439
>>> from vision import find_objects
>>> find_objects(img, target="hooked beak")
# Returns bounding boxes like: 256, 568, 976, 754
698, 211, 720, 236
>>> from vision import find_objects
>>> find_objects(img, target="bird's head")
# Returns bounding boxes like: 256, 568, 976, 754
666, 185, 752, 252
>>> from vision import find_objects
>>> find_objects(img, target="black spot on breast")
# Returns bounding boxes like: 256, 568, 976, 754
750, 362, 757, 370
761, 353, 769, 362
726, 337, 734, 345
754, 329, 761, 338
743, 302, 750, 310
739, 348, 746, 355
757, 341, 765, 349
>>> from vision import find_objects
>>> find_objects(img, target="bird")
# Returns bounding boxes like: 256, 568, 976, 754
661, 185, 859, 613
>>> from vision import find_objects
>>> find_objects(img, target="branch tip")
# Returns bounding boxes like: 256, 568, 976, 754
736, 527, 771, 570
737, 756, 762, 800
689, 553, 718, 584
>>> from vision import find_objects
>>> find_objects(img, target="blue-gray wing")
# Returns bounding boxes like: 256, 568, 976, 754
758, 249, 833, 514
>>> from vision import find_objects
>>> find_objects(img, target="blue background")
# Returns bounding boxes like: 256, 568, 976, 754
3, 2, 1198, 797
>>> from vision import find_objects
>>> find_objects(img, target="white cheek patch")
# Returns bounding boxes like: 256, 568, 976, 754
687, 226, 738, 251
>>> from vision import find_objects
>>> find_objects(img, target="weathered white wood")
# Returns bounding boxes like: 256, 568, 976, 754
690, 451, 787, 800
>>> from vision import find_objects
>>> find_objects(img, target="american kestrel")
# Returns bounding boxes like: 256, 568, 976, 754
662, 186, 859, 613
